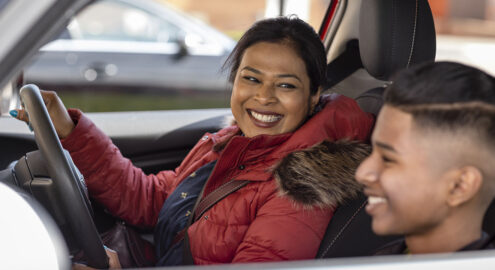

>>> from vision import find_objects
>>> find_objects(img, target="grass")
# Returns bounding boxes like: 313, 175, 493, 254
57, 91, 231, 112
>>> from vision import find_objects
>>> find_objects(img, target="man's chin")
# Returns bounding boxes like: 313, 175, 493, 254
372, 220, 400, 236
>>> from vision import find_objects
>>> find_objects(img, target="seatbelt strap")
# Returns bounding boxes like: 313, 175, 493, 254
175, 179, 250, 264
323, 39, 362, 89
193, 180, 250, 221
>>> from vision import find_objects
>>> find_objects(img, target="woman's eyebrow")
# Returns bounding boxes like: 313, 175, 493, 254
241, 66, 302, 83
241, 66, 261, 74
277, 74, 302, 82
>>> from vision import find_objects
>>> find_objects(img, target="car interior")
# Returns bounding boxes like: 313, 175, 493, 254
0, 0, 494, 268
317, 0, 436, 258
317, 0, 495, 258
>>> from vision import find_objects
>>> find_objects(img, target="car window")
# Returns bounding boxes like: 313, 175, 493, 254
19, 0, 329, 113
432, 0, 495, 76
67, 0, 181, 43
0, 0, 10, 11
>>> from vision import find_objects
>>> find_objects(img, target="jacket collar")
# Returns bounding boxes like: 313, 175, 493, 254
209, 95, 370, 208
273, 140, 370, 208
213, 94, 345, 156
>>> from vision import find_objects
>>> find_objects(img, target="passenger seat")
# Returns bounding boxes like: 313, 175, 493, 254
317, 0, 436, 258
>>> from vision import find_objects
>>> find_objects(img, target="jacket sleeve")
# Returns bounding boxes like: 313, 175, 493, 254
60, 109, 208, 228
231, 189, 333, 262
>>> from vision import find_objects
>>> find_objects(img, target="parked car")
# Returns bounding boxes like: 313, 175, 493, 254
0, 0, 495, 269
22, 0, 235, 111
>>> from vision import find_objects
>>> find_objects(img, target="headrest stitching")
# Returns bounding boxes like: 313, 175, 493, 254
406, 0, 419, 67
390, 0, 397, 75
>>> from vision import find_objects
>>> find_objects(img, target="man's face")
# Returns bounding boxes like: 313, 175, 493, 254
355, 105, 454, 236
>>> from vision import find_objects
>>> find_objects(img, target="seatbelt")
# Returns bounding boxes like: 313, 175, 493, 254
171, 179, 250, 265
323, 39, 362, 89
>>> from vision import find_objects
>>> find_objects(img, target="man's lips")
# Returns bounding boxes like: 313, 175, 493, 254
365, 195, 388, 214
364, 189, 388, 214
247, 109, 283, 127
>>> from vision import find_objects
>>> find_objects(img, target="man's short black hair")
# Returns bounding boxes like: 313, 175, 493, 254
384, 61, 495, 160
385, 61, 495, 106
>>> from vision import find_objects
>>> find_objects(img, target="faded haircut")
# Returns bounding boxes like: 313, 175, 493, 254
384, 61, 495, 147
384, 61, 495, 185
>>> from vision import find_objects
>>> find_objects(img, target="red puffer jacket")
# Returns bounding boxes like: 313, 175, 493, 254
61, 94, 373, 264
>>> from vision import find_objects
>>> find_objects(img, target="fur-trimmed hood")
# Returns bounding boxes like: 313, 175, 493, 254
273, 140, 371, 208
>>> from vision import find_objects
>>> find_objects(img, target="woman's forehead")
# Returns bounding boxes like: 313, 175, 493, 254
239, 42, 308, 77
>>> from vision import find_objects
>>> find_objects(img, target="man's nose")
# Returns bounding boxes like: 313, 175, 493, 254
355, 156, 379, 185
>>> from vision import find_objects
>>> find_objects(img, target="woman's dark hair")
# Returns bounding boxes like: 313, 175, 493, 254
224, 16, 326, 95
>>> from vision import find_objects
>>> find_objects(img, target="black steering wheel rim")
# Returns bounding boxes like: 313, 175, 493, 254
20, 84, 108, 268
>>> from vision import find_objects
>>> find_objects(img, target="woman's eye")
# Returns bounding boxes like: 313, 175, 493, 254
279, 83, 296, 89
243, 76, 259, 83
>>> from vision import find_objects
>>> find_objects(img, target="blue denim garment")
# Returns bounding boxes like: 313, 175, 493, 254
154, 161, 216, 266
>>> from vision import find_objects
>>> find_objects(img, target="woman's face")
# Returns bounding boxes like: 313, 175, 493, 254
230, 41, 319, 138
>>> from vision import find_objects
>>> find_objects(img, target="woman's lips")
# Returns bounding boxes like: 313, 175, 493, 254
247, 109, 283, 128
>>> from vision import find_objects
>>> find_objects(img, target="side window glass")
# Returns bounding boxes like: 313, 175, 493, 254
431, 0, 495, 76
23, 1, 328, 113
67, 0, 181, 43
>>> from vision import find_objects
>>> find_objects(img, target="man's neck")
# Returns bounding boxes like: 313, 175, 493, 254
405, 212, 483, 254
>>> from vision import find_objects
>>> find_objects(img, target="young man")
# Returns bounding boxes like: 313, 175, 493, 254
355, 61, 495, 254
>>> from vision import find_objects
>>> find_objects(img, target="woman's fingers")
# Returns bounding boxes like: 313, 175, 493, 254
8, 89, 75, 138
70, 248, 121, 270
9, 109, 28, 123
104, 247, 122, 269
39, 90, 75, 138
9, 109, 33, 131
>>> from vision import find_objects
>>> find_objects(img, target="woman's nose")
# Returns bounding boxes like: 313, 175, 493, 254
355, 156, 379, 185
254, 84, 277, 105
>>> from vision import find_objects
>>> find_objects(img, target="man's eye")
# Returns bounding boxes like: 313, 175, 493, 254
381, 155, 395, 164
243, 76, 259, 83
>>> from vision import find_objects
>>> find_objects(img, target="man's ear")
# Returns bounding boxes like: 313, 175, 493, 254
446, 166, 483, 207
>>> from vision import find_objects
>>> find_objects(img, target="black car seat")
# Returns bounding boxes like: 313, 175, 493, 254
317, 0, 436, 258
355, 0, 436, 115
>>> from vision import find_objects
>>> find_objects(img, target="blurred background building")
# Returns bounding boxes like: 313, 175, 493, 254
431, 0, 495, 37
160, 0, 495, 39
160, 0, 331, 40
158, 0, 495, 76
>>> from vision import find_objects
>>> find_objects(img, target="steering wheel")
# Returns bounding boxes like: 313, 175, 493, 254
19, 84, 109, 268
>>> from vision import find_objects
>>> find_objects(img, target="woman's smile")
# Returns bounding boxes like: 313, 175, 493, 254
247, 109, 283, 127
230, 41, 319, 138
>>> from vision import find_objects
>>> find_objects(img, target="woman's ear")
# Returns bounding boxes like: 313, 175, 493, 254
446, 166, 483, 207
310, 87, 322, 112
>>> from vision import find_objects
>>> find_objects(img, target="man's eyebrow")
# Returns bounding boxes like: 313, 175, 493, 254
374, 141, 398, 153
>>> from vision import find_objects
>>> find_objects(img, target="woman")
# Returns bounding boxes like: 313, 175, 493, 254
12, 17, 373, 265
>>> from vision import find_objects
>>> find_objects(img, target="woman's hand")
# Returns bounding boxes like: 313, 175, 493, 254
72, 248, 122, 270
9, 90, 75, 139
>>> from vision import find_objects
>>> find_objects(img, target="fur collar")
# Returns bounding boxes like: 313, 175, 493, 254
273, 140, 370, 208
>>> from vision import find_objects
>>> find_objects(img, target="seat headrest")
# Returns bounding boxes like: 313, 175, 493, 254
359, 0, 436, 81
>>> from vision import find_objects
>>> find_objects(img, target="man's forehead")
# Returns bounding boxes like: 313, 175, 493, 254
373, 105, 455, 159
372, 105, 416, 152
